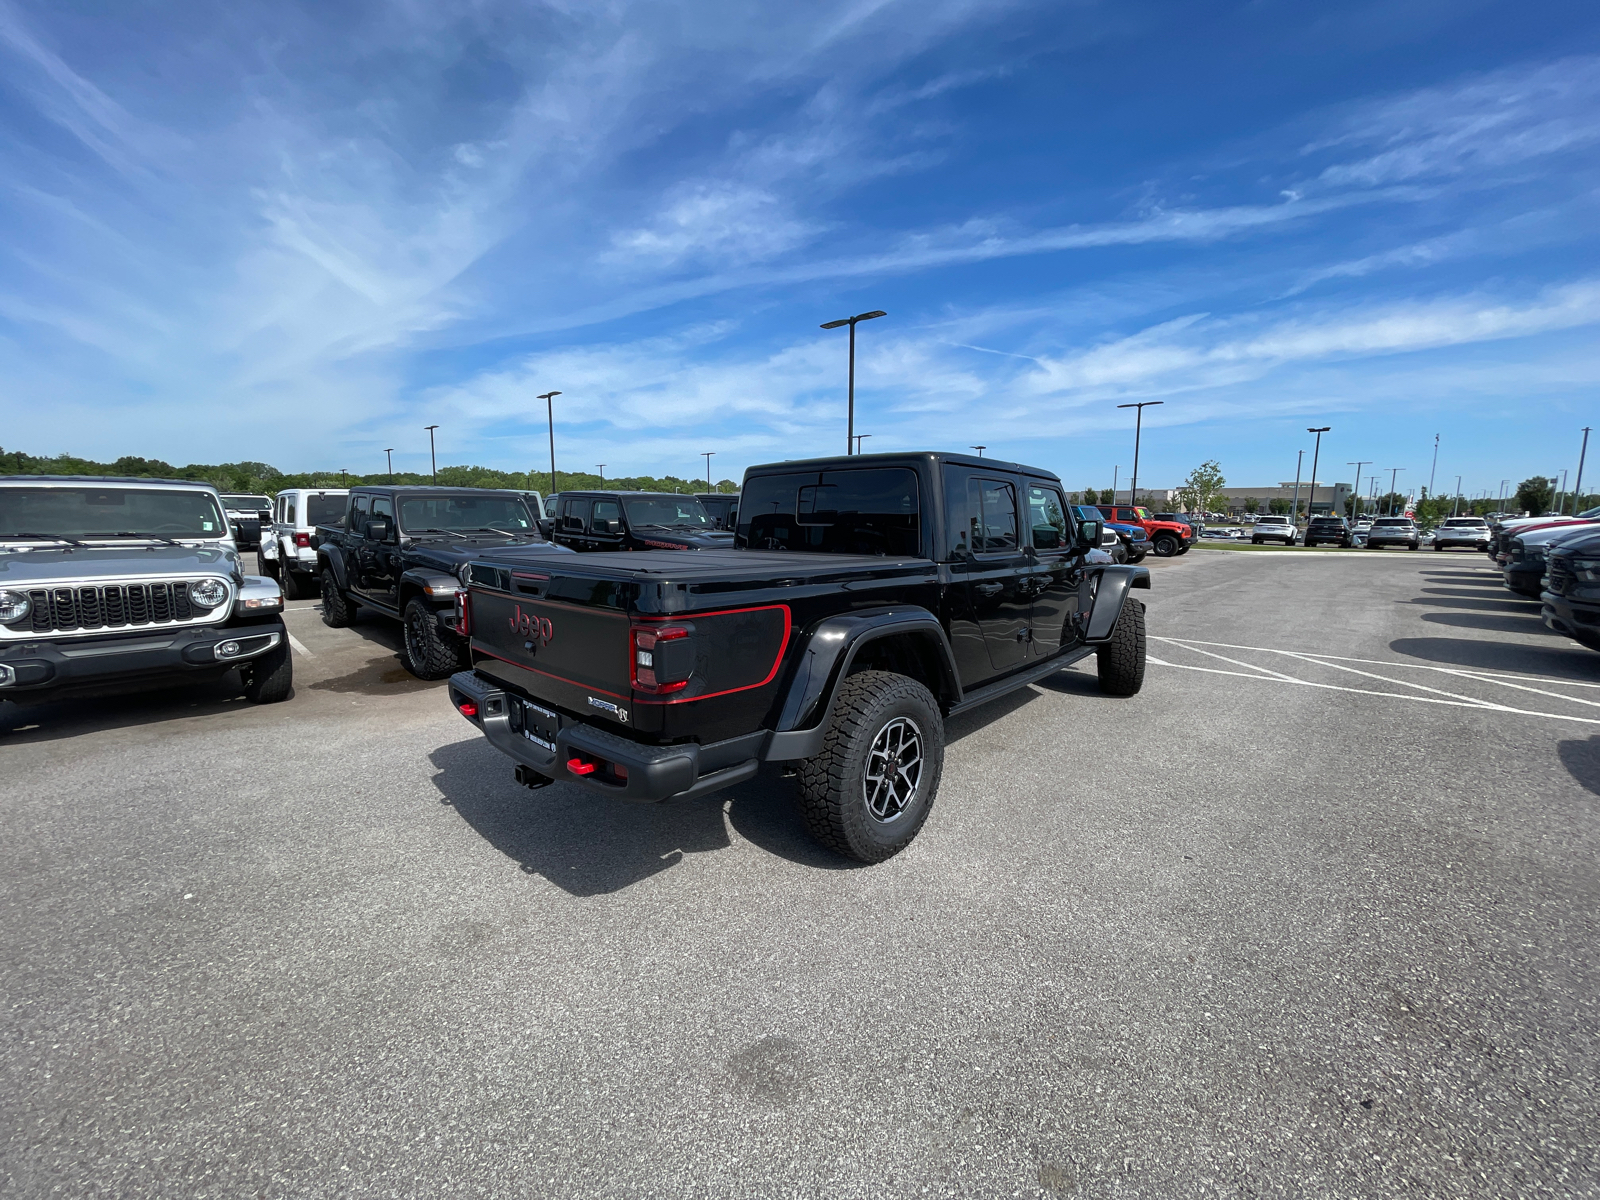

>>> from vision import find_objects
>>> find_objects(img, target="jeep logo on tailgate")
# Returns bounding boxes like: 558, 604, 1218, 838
509, 605, 554, 647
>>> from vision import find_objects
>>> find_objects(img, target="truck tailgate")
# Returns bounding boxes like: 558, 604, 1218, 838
468, 564, 634, 705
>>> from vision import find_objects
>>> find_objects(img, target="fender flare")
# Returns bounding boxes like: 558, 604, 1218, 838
319, 545, 351, 590
399, 567, 460, 604
1084, 564, 1151, 642
766, 609, 961, 757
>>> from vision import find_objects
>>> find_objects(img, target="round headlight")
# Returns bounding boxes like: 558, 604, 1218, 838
189, 578, 229, 608
0, 588, 32, 624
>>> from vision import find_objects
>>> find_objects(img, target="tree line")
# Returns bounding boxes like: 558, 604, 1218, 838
0, 448, 738, 496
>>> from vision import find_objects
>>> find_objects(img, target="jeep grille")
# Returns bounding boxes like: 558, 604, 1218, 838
14, 579, 225, 635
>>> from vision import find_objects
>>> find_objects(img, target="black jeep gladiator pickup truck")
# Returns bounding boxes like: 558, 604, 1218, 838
447, 452, 1146, 862
316, 486, 573, 679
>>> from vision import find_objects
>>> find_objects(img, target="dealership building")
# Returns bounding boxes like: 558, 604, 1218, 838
1145, 482, 1353, 517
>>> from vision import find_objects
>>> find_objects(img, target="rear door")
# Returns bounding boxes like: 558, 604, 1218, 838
960, 472, 1033, 675
589, 498, 626, 551
556, 497, 592, 551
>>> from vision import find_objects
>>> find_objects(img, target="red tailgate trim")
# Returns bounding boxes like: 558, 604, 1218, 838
632, 603, 792, 706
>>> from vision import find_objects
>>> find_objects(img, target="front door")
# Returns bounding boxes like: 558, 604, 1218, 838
363, 495, 401, 608
1026, 483, 1083, 656
589, 498, 626, 551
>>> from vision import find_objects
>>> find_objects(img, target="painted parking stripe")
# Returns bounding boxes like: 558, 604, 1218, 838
286, 632, 315, 658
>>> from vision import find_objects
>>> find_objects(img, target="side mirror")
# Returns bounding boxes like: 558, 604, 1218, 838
1075, 519, 1102, 549
364, 517, 393, 542
537, 517, 556, 538
598, 518, 622, 534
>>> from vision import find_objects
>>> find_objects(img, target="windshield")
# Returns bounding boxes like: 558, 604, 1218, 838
0, 486, 226, 539
398, 494, 535, 533
305, 493, 349, 525
220, 494, 271, 510
623, 496, 713, 528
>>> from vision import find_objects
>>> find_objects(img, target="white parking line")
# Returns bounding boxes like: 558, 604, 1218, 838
1159, 637, 1600, 689
286, 632, 315, 658
1149, 639, 1600, 726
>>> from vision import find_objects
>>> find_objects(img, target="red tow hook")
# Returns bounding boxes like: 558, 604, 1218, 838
566, 757, 596, 776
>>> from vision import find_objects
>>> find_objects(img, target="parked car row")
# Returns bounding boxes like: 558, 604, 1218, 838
1485, 510, 1600, 653
1, 452, 1151, 864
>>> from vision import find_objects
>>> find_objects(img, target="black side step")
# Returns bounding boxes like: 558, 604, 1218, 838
946, 646, 1095, 718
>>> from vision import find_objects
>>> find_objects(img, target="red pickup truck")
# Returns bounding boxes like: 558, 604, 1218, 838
1095, 505, 1194, 557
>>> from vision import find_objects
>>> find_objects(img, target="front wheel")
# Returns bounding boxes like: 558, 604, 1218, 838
1097, 597, 1146, 697
402, 598, 467, 680
1251, 538, 1262, 545
282, 569, 315, 601
1152, 533, 1180, 557
794, 671, 945, 864
1409, 541, 1419, 551
242, 639, 293, 704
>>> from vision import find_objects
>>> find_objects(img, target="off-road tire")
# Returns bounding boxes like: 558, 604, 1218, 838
794, 670, 944, 864
1097, 597, 1146, 697
1153, 533, 1180, 557
320, 570, 355, 627
403, 597, 467, 680
241, 639, 293, 704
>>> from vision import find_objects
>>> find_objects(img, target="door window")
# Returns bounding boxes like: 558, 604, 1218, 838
1028, 486, 1068, 549
592, 499, 621, 532
1117, 508, 1138, 523
561, 498, 591, 531
350, 494, 371, 528
371, 496, 394, 528
285, 499, 296, 524
974, 480, 1017, 552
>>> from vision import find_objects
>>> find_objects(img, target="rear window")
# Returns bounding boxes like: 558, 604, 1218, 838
305, 493, 348, 526
1258, 516, 1288, 524
738, 468, 920, 556
1374, 518, 1411, 527
1444, 518, 1485, 526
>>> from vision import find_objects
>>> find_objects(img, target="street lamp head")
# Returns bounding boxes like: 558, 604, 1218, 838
854, 310, 887, 322
424, 424, 439, 432
820, 319, 850, 330
537, 391, 561, 401
1117, 401, 1164, 409
1308, 426, 1331, 433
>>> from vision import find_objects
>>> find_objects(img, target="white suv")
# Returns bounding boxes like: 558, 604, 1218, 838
261, 488, 349, 599
1367, 517, 1420, 550
1251, 515, 1296, 545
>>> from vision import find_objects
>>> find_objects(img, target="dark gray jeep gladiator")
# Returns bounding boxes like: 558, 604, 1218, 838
448, 452, 1146, 862
316, 486, 573, 680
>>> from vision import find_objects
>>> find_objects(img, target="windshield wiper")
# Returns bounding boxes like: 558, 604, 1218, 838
104, 531, 183, 546
5, 532, 88, 546
471, 526, 524, 537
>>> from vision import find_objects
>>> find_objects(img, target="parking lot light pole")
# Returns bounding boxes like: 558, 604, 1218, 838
596, 464, 605, 480
1348, 461, 1371, 522
1499, 479, 1510, 511
1118, 401, 1164, 513
1112, 466, 1119, 504
424, 426, 439, 481
1453, 475, 1462, 518
1386, 468, 1404, 515
1428, 433, 1439, 498
970, 444, 984, 458
819, 310, 886, 454
1290, 451, 1304, 528
854, 435, 872, 453
384, 448, 394, 483
538, 392, 562, 494
702, 451, 714, 491
1574, 427, 1592, 513
1306, 427, 1330, 521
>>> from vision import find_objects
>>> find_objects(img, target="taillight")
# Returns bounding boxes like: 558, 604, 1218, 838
631, 623, 694, 694
455, 588, 471, 637
293, 532, 312, 548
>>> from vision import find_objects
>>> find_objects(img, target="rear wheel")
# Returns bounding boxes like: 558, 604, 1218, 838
241, 639, 293, 704
1153, 533, 1180, 556
320, 570, 355, 627
794, 671, 944, 864
402, 597, 467, 680
1251, 538, 1262, 545
1097, 597, 1146, 697
282, 569, 313, 600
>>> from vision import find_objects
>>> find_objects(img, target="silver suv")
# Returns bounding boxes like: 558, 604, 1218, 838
1251, 515, 1296, 545
1367, 517, 1420, 550
260, 488, 349, 599
0, 476, 290, 706
1432, 516, 1490, 552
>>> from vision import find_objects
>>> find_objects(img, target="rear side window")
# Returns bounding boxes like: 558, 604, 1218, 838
739, 468, 920, 556
306, 494, 347, 526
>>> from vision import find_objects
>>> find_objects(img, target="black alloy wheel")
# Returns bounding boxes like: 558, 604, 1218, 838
1153, 533, 1180, 557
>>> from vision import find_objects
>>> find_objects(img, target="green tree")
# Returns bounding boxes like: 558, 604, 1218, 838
1513, 476, 1555, 515
1082, 487, 1100, 505
1242, 496, 1259, 513
1176, 460, 1226, 515
1269, 497, 1289, 515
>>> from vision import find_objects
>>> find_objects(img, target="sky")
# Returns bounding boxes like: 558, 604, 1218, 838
1, 0, 1598, 499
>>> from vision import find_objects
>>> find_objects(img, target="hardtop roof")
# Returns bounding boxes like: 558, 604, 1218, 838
743, 450, 1061, 482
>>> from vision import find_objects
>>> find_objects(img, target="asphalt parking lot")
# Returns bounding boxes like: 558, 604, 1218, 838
4, 551, 1597, 1198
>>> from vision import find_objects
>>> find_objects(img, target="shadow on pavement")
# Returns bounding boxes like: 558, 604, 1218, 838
1557, 736, 1600, 796
1406, 594, 1543, 613
429, 739, 855, 896
1419, 611, 1551, 636
0, 673, 257, 742
1389, 636, 1600, 680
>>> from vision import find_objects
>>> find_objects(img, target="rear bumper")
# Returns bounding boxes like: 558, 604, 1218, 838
449, 670, 794, 802
0, 619, 285, 702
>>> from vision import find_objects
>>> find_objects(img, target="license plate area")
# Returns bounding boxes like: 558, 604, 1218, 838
508, 696, 562, 752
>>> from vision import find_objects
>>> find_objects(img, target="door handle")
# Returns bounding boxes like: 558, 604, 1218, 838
974, 582, 1003, 597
